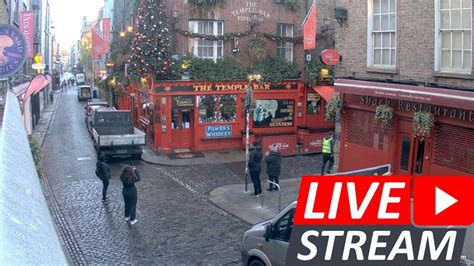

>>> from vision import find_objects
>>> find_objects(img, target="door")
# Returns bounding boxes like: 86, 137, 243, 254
171, 109, 194, 149
395, 133, 431, 176
263, 208, 295, 266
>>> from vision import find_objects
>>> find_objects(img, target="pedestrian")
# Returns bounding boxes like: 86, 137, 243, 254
95, 153, 111, 202
321, 131, 335, 175
265, 144, 282, 191
120, 164, 141, 225
248, 140, 263, 196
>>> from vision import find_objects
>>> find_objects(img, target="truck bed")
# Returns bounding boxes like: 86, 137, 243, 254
93, 127, 146, 147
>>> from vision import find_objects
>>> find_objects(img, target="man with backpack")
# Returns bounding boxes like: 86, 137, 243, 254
96, 153, 111, 202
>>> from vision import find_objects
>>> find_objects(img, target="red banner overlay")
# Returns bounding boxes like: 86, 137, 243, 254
414, 176, 474, 227
20, 11, 35, 59
303, 2, 317, 50
295, 176, 412, 226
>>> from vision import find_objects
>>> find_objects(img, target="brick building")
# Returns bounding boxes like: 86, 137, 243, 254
116, 0, 343, 154
334, 0, 474, 177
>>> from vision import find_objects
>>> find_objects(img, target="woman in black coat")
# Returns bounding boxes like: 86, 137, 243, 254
120, 165, 141, 225
265, 145, 282, 191
248, 140, 263, 196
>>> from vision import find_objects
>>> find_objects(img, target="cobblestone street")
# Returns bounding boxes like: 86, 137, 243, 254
42, 88, 322, 264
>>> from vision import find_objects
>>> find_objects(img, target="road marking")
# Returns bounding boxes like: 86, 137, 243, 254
77, 157, 91, 161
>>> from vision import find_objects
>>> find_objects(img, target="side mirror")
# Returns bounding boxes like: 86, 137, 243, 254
264, 224, 272, 242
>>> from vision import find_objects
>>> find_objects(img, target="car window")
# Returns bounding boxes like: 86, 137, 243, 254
273, 208, 295, 242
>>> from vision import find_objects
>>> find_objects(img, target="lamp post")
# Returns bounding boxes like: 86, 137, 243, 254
245, 72, 262, 192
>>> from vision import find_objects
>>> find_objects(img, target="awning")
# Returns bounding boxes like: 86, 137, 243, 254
335, 79, 474, 110
22, 74, 51, 102
312, 86, 334, 101
12, 82, 30, 96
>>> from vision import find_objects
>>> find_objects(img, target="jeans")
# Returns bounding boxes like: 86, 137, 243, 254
321, 153, 334, 175
101, 179, 109, 200
250, 171, 262, 195
268, 175, 279, 190
123, 187, 138, 221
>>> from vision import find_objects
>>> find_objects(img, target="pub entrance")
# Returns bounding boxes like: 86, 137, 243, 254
394, 119, 432, 176
171, 109, 194, 149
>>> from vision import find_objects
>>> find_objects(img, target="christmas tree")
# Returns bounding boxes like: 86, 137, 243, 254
129, 0, 174, 78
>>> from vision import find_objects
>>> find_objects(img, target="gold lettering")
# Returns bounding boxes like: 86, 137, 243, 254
398, 100, 405, 111
425, 105, 432, 113
450, 109, 457, 119
443, 108, 449, 117
264, 83, 270, 90
215, 85, 223, 91
434, 107, 441, 116
405, 102, 411, 110
459, 111, 466, 121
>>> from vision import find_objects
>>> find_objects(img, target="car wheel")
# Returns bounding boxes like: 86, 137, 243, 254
249, 258, 265, 266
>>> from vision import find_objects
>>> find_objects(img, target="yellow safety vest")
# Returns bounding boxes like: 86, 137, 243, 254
322, 138, 332, 154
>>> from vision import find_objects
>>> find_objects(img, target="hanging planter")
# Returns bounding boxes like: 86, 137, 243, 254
413, 111, 435, 137
374, 104, 393, 128
325, 97, 343, 122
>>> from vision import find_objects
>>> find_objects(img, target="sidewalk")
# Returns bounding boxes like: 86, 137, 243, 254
32, 91, 61, 147
141, 146, 246, 166
209, 177, 301, 225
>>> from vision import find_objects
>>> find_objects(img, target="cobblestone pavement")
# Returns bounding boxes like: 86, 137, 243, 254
42, 88, 322, 264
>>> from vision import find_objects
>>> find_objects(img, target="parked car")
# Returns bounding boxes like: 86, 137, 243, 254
91, 109, 145, 159
77, 85, 93, 101
241, 202, 296, 266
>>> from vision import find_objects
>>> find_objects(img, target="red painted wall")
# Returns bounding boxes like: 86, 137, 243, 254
339, 142, 391, 172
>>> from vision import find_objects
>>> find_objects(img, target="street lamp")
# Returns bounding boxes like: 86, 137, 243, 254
244, 71, 262, 192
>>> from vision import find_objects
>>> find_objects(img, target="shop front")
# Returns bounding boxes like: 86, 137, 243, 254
124, 80, 335, 155
335, 79, 474, 176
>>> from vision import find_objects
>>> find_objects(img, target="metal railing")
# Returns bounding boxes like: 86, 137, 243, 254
261, 180, 282, 213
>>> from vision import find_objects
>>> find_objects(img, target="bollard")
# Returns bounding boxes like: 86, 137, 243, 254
261, 180, 281, 213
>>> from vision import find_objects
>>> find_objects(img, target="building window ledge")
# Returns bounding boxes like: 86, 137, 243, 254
433, 71, 474, 80
367, 67, 398, 75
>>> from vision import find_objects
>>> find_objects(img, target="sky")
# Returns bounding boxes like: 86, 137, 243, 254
49, 0, 104, 51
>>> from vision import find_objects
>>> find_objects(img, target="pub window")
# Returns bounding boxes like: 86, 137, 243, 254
198, 95, 217, 123
218, 95, 237, 122
277, 23, 294, 63
435, 0, 472, 73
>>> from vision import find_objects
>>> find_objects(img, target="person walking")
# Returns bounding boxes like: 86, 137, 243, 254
321, 131, 335, 175
120, 165, 141, 225
248, 140, 263, 196
95, 153, 111, 202
265, 144, 282, 191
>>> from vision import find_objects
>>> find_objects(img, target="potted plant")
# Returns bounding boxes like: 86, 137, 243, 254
334, 6, 348, 23
374, 104, 393, 128
413, 111, 435, 137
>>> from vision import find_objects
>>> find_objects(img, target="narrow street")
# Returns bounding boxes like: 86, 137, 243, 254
42, 87, 323, 264
43, 88, 249, 264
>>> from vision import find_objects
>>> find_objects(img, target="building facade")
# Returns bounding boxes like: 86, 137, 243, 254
334, 0, 474, 177
114, 0, 341, 154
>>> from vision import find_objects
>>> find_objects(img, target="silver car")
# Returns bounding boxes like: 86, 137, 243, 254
241, 202, 296, 266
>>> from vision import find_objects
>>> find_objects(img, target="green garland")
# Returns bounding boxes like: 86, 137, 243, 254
189, 0, 225, 7
174, 28, 304, 43
275, 0, 299, 10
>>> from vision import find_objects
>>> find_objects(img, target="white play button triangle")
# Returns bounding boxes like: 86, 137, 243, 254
435, 187, 458, 215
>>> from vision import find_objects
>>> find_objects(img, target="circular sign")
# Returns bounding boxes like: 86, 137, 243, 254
320, 48, 341, 66
0, 24, 27, 77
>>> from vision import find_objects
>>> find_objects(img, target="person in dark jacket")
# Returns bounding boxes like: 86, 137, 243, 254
248, 140, 263, 196
265, 144, 282, 191
120, 164, 141, 225
96, 153, 111, 202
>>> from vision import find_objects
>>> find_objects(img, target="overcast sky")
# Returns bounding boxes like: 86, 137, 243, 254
49, 0, 104, 51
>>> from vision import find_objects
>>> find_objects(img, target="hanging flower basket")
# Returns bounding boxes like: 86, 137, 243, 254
413, 111, 435, 137
325, 97, 343, 122
374, 104, 393, 128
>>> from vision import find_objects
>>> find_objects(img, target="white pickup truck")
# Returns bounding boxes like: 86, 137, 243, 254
91, 109, 146, 159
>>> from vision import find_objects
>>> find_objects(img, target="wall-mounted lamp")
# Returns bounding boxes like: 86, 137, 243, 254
172, 9, 179, 18
119, 31, 126, 37
127, 25, 133, 32
250, 12, 260, 31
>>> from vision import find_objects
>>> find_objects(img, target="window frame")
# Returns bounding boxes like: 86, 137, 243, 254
367, 0, 397, 69
189, 20, 224, 61
434, 0, 472, 74
276, 23, 294, 63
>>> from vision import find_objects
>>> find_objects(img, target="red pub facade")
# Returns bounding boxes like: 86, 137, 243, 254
118, 80, 335, 155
